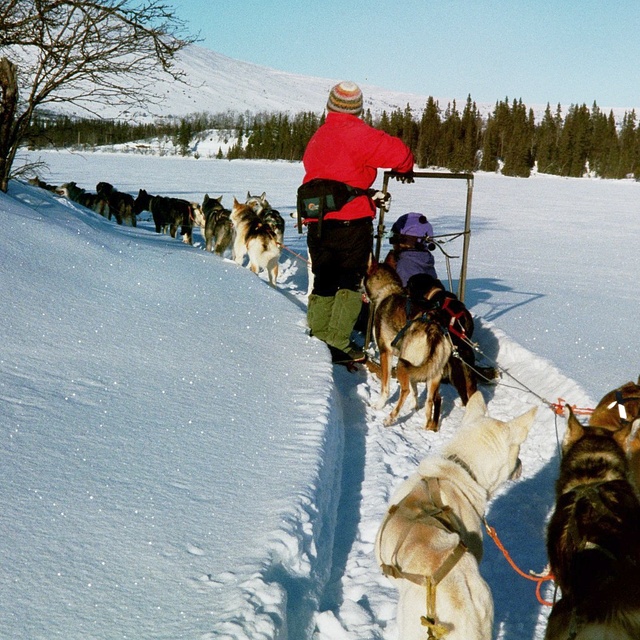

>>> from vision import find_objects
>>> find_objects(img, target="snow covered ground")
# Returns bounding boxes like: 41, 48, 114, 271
2, 149, 638, 639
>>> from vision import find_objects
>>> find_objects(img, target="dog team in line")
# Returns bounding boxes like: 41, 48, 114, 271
30, 176, 285, 287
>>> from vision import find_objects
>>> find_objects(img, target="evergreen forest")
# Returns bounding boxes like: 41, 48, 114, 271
27, 96, 640, 180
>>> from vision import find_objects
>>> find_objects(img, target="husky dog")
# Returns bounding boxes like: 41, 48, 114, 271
589, 376, 640, 489
28, 176, 58, 192
544, 407, 640, 640
134, 189, 197, 244
230, 197, 280, 286
200, 194, 233, 255
56, 182, 110, 218
260, 207, 285, 245
245, 191, 270, 214
365, 261, 452, 431
376, 392, 537, 640
407, 273, 479, 404
96, 181, 136, 226
246, 191, 285, 245
589, 377, 640, 430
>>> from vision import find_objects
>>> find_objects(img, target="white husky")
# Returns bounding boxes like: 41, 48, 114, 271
375, 391, 537, 640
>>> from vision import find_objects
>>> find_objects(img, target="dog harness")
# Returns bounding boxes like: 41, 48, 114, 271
606, 389, 640, 427
389, 291, 470, 353
378, 476, 469, 639
390, 298, 441, 349
439, 296, 469, 341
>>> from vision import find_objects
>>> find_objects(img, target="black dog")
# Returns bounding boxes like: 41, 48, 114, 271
134, 189, 195, 243
201, 194, 232, 255
96, 182, 136, 226
544, 408, 640, 640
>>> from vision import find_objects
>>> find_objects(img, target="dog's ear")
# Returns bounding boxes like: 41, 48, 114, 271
247, 191, 251, 200
508, 406, 537, 443
563, 405, 586, 451
462, 391, 487, 424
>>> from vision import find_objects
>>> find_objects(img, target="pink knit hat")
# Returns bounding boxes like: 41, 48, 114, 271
327, 81, 363, 115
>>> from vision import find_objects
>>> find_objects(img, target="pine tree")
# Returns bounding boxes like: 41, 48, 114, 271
458, 95, 480, 171
438, 101, 461, 169
416, 97, 441, 168
557, 104, 591, 177
503, 99, 533, 177
535, 104, 560, 174
617, 110, 637, 178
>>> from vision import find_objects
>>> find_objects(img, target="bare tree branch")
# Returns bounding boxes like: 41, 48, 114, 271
0, 0, 197, 191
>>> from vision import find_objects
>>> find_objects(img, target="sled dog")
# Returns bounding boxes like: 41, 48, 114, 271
56, 182, 110, 218
589, 377, 640, 431
588, 376, 640, 490
245, 191, 270, 214
96, 181, 136, 226
201, 194, 233, 255
407, 273, 479, 404
544, 406, 640, 640
246, 191, 285, 245
230, 198, 280, 286
28, 176, 58, 192
365, 261, 451, 431
134, 189, 200, 244
376, 391, 537, 640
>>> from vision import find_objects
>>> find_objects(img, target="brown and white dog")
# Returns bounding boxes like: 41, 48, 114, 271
230, 198, 280, 286
588, 376, 640, 490
376, 391, 537, 640
407, 273, 479, 404
246, 191, 285, 246
544, 406, 640, 640
365, 261, 452, 431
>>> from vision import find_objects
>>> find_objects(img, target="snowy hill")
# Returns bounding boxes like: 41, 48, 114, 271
39, 42, 637, 128
45, 44, 526, 122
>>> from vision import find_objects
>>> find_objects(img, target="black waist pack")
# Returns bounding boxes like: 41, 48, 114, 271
296, 178, 368, 232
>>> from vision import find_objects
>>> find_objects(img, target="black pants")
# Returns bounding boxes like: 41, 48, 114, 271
307, 218, 373, 296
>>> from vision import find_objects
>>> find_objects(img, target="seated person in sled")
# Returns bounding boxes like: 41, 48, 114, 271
384, 212, 437, 286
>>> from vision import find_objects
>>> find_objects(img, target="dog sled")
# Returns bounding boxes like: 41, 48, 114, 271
364, 170, 474, 351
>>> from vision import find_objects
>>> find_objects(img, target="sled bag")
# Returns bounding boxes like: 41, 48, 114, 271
296, 179, 367, 232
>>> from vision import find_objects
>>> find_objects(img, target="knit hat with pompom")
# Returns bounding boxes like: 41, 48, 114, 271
326, 81, 363, 115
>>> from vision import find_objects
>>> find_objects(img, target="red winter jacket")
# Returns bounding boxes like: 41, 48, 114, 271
302, 112, 414, 221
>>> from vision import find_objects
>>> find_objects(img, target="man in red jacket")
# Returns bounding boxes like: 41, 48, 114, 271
302, 81, 414, 363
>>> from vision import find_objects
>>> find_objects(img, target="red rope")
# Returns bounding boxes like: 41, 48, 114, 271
551, 398, 594, 416
484, 519, 555, 607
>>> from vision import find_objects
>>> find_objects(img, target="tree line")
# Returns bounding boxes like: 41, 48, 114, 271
28, 97, 640, 180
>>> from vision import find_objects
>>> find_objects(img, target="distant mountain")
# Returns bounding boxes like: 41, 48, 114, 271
53, 44, 631, 125
55, 44, 492, 122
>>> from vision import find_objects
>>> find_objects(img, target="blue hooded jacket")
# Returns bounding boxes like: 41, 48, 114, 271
389, 212, 437, 286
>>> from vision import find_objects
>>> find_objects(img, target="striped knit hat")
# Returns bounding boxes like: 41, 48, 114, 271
326, 81, 363, 115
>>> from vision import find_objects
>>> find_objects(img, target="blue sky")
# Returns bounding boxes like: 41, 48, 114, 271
173, 0, 639, 110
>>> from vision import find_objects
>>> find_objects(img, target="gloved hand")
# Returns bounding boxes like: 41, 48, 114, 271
394, 170, 415, 184
369, 190, 391, 211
